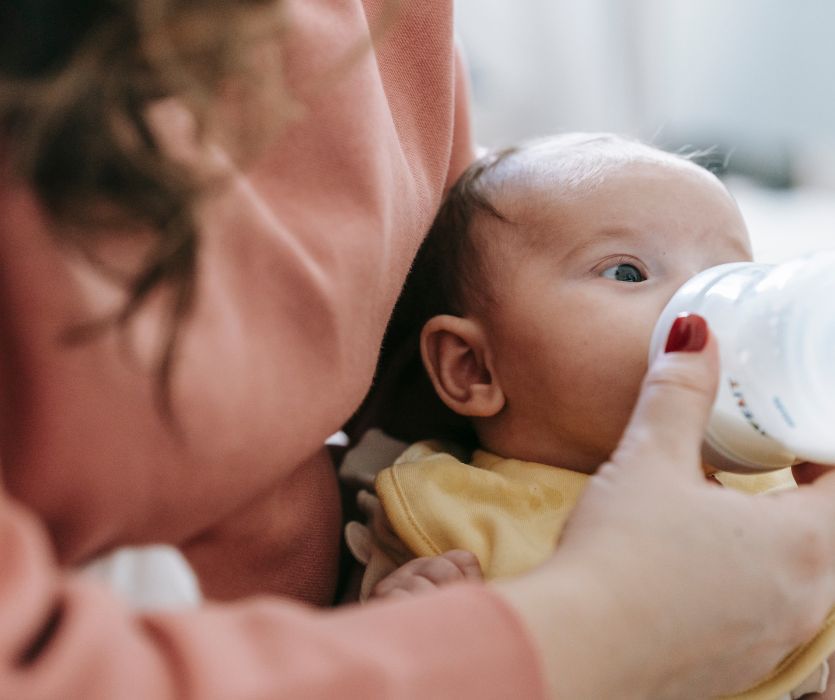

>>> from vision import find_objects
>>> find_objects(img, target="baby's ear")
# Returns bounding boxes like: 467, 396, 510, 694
420, 315, 505, 418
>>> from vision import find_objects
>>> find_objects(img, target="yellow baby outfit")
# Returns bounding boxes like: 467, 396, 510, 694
367, 441, 835, 700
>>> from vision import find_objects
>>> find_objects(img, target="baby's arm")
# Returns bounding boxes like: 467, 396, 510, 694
370, 550, 482, 601
805, 654, 835, 699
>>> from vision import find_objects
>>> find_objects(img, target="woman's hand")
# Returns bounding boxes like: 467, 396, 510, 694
495, 315, 835, 700
795, 462, 835, 485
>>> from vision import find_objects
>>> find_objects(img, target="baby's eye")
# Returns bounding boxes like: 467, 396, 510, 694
601, 263, 646, 283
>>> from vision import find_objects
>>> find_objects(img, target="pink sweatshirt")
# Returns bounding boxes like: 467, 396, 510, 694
0, 0, 546, 697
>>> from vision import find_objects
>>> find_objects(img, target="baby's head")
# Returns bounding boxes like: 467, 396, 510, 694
410, 133, 752, 472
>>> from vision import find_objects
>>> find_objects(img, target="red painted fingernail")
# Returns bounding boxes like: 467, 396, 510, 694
665, 313, 708, 353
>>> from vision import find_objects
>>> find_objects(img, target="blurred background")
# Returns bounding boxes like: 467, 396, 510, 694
454, 0, 835, 262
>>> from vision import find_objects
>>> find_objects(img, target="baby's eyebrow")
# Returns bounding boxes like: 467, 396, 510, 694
558, 226, 647, 264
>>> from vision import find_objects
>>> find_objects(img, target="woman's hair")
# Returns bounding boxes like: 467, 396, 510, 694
0, 0, 287, 412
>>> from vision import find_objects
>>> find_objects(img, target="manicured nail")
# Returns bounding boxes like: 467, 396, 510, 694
665, 313, 708, 353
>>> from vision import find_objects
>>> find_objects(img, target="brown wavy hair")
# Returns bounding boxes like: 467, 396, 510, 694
0, 0, 290, 414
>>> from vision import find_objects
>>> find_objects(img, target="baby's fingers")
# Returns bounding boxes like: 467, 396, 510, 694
437, 550, 483, 581
372, 551, 482, 599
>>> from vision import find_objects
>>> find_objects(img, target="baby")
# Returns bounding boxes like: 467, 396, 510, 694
347, 134, 833, 699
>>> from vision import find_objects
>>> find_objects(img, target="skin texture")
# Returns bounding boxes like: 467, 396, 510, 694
442, 148, 753, 471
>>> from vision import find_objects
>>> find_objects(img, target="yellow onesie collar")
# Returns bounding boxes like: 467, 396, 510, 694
375, 440, 588, 580
374, 441, 835, 700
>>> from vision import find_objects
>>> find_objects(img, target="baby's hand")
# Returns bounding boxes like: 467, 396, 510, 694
370, 550, 482, 600
806, 653, 835, 699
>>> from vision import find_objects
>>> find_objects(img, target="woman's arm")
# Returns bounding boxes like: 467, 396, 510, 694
3, 319, 835, 698
179, 448, 342, 606
0, 489, 546, 699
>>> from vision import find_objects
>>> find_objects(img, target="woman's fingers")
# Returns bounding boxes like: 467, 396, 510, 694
494, 315, 835, 699
794, 462, 835, 485
611, 314, 719, 480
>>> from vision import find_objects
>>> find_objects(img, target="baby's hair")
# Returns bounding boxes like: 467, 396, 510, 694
360, 149, 522, 448
389, 147, 518, 333
398, 133, 722, 327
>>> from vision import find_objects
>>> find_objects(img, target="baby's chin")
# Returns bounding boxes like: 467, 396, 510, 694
482, 441, 604, 474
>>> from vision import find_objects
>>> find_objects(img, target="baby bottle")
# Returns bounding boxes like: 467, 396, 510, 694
648, 250, 835, 473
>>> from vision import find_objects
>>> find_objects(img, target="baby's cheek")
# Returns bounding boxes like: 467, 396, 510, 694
590, 345, 651, 446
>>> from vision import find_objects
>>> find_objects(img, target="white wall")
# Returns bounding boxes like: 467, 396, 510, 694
455, 0, 835, 188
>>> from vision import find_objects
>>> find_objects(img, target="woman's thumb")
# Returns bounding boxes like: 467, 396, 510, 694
611, 314, 720, 478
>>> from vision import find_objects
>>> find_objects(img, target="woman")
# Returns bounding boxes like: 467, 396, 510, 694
1, 1, 834, 697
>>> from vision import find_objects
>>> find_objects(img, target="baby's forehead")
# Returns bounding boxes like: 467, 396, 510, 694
468, 138, 734, 266
482, 139, 711, 228
490, 138, 698, 202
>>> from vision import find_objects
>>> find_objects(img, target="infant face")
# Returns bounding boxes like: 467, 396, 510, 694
475, 154, 752, 471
